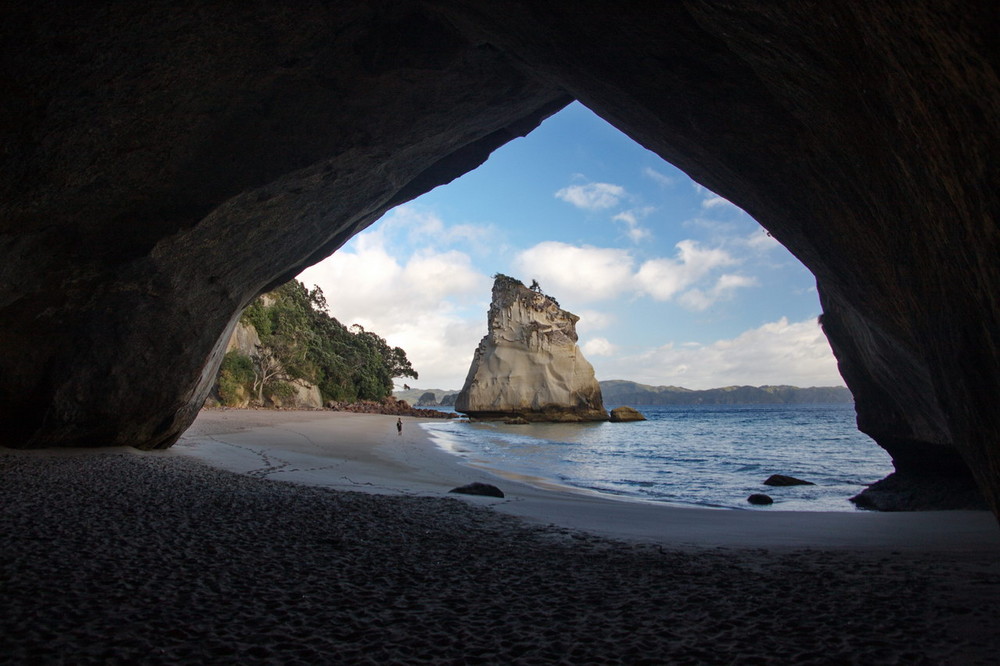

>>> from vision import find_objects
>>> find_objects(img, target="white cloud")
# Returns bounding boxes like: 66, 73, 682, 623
376, 204, 444, 239
386, 318, 486, 391
612, 207, 654, 243
643, 166, 675, 187
555, 182, 626, 210
512, 242, 635, 304
634, 240, 736, 301
514, 239, 758, 312
377, 205, 499, 256
592, 317, 844, 389
694, 183, 745, 214
676, 273, 758, 311
401, 249, 485, 301
576, 309, 614, 331
582, 337, 617, 357
742, 228, 782, 252
702, 195, 734, 209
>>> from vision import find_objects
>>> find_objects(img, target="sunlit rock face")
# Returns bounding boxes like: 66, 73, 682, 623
0, 1, 997, 516
456, 276, 608, 422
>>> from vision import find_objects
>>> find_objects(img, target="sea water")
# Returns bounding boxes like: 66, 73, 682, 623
421, 403, 894, 511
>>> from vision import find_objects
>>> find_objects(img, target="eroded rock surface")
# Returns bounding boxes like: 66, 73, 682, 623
0, 2, 997, 516
609, 407, 647, 423
455, 276, 608, 422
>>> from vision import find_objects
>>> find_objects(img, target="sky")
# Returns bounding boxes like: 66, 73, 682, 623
298, 102, 844, 392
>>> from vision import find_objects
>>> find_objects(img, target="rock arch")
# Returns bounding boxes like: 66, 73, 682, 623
1, 2, 997, 517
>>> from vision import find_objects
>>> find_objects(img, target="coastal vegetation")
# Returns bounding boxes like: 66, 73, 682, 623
216, 280, 417, 406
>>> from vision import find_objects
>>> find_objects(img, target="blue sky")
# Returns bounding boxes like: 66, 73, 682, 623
298, 102, 843, 391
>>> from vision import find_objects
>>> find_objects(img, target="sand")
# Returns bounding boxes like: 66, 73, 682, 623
2, 409, 999, 664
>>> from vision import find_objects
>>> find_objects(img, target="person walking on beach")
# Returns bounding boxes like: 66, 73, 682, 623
396, 418, 402, 436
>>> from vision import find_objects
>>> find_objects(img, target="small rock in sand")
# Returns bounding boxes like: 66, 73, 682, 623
450, 482, 505, 498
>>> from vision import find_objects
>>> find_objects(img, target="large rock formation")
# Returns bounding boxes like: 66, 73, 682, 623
455, 276, 608, 422
1, 2, 997, 517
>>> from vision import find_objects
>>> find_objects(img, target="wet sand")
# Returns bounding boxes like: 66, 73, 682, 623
2, 408, 999, 663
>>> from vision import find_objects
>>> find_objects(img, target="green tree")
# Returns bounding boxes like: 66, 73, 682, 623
217, 351, 254, 406
221, 280, 418, 404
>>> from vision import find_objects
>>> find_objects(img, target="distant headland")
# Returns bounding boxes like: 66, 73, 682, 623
395, 381, 852, 407
598, 380, 853, 406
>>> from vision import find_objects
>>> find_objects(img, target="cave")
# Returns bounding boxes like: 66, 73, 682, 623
1, 2, 997, 517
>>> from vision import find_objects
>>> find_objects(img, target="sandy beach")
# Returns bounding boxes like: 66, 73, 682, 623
3, 408, 999, 664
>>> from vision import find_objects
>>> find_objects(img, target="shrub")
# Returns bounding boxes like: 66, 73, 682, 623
265, 380, 296, 405
217, 351, 254, 406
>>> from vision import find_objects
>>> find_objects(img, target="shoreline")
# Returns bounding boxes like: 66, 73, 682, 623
3, 408, 1000, 663
427, 401, 911, 514
175, 408, 1000, 553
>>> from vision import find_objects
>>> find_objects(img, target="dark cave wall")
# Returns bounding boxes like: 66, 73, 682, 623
0, 1, 997, 514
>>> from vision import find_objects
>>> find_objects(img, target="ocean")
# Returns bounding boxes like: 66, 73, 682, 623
421, 403, 894, 512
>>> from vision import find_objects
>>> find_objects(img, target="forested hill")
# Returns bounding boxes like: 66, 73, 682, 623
600, 380, 853, 406
215, 280, 417, 407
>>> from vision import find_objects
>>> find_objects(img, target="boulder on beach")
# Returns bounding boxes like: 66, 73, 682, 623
449, 482, 505, 498
609, 406, 647, 422
455, 275, 608, 423
747, 494, 774, 506
850, 472, 989, 511
763, 474, 815, 487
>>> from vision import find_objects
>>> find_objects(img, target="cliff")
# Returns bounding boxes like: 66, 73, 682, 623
455, 276, 608, 422
216, 320, 324, 410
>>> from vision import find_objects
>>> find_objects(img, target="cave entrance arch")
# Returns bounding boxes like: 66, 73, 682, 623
1, 2, 995, 517
283, 101, 893, 511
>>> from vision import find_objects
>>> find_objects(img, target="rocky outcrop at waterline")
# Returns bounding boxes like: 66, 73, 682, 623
609, 407, 647, 423
850, 473, 989, 512
455, 276, 608, 422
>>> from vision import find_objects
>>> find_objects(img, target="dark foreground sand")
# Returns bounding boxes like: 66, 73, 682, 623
2, 412, 1000, 664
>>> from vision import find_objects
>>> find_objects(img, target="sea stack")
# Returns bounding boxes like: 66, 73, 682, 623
455, 275, 608, 422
